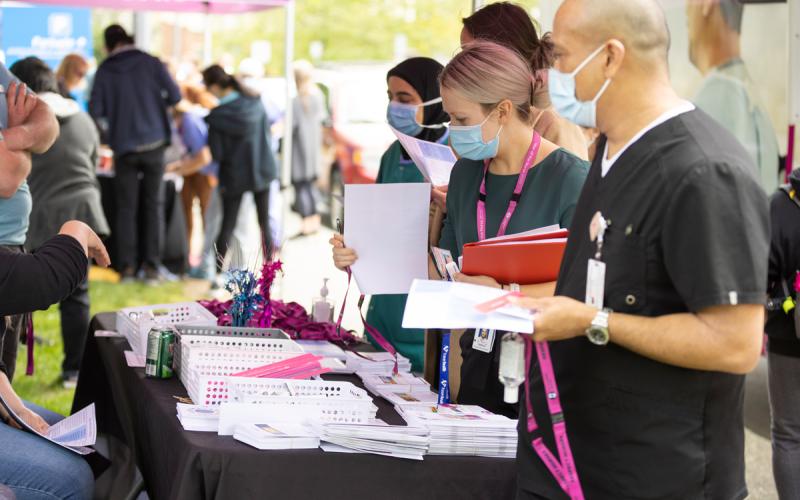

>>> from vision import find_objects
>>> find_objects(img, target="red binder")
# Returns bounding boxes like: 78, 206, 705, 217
461, 230, 568, 284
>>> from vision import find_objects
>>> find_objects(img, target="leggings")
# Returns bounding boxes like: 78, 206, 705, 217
215, 189, 271, 271
768, 349, 800, 500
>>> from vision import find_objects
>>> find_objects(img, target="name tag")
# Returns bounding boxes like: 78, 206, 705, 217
585, 259, 606, 310
472, 328, 496, 353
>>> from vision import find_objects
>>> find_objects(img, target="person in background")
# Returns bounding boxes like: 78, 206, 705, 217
0, 61, 60, 384
290, 60, 325, 237
461, 1, 589, 160
765, 168, 800, 499
55, 53, 90, 111
166, 100, 217, 277
89, 24, 181, 283
10, 57, 110, 389
330, 57, 450, 372
0, 219, 108, 500
687, 0, 780, 193
509, 0, 768, 497
202, 65, 277, 266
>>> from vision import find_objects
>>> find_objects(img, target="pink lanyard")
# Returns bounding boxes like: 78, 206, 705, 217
476, 132, 541, 240
524, 338, 585, 499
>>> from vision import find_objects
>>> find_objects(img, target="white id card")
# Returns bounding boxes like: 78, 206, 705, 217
473, 328, 496, 353
585, 259, 606, 310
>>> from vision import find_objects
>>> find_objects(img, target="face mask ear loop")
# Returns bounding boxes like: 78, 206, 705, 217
569, 43, 607, 77
591, 79, 612, 104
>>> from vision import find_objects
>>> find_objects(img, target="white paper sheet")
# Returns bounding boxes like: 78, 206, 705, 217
46, 403, 97, 447
401, 279, 534, 333
391, 127, 456, 186
94, 329, 123, 338
344, 183, 430, 295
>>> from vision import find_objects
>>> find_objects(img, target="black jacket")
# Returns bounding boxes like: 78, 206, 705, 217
89, 48, 180, 156
0, 236, 88, 375
766, 170, 800, 356
205, 94, 277, 197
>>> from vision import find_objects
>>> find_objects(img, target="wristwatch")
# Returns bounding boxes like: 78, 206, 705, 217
585, 308, 611, 346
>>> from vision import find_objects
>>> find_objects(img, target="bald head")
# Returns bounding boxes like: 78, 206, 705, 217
557, 0, 670, 66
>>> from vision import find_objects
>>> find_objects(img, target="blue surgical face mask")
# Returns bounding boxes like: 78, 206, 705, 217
387, 97, 444, 136
548, 44, 612, 128
449, 110, 502, 161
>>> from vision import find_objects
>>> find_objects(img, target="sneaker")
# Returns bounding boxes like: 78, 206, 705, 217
143, 265, 161, 286
62, 371, 79, 389
120, 267, 136, 284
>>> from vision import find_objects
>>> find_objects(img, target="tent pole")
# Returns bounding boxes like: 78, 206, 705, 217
281, 1, 295, 188
203, 8, 212, 65
787, 0, 799, 179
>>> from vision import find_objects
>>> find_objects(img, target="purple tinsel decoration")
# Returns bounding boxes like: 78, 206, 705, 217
256, 259, 283, 328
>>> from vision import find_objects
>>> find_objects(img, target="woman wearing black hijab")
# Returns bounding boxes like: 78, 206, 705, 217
330, 57, 449, 371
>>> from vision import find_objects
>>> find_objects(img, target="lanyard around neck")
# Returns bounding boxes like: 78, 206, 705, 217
477, 132, 541, 241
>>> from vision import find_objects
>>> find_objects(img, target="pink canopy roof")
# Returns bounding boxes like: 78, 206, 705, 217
21, 0, 291, 14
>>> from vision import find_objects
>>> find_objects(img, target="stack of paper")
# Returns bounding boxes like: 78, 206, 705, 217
359, 372, 431, 395
345, 351, 412, 375
398, 404, 518, 459
380, 390, 439, 407
314, 422, 430, 460
176, 403, 219, 432
233, 422, 320, 450
296, 340, 348, 361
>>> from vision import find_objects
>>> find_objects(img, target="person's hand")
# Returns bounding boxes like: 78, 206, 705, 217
431, 185, 448, 213
507, 295, 596, 342
59, 220, 111, 267
330, 233, 357, 271
454, 272, 500, 289
165, 161, 183, 174
6, 82, 37, 129
17, 407, 49, 434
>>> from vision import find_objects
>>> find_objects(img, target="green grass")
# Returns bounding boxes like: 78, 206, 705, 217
13, 279, 207, 416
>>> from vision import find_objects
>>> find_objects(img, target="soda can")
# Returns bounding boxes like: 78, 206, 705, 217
145, 327, 176, 378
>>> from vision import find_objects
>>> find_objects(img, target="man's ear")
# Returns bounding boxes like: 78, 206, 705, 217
603, 39, 626, 80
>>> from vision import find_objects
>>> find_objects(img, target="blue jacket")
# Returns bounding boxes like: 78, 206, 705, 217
89, 48, 180, 156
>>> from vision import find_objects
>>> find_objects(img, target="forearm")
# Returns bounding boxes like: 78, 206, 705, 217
0, 145, 31, 197
179, 151, 210, 176
0, 372, 25, 413
520, 281, 556, 298
606, 306, 763, 374
5, 102, 59, 153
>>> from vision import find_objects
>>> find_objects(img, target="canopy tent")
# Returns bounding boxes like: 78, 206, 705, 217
20, 0, 297, 186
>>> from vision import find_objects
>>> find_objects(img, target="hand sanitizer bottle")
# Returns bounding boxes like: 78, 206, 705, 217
312, 278, 334, 323
498, 333, 525, 404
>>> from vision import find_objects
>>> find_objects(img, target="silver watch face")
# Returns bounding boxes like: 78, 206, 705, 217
587, 326, 610, 345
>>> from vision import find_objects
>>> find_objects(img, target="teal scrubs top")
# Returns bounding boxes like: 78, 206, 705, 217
364, 139, 435, 372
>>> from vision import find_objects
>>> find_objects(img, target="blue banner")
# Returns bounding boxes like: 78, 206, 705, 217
1, 5, 93, 70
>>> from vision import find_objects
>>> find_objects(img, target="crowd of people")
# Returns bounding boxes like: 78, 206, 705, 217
0, 0, 795, 498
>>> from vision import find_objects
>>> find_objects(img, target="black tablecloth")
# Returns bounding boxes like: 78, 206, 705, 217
74, 313, 517, 500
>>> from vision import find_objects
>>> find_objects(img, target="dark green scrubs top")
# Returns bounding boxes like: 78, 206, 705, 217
439, 148, 589, 416
364, 140, 427, 372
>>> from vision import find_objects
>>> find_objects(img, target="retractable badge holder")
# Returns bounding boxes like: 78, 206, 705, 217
586, 212, 608, 310
498, 332, 525, 403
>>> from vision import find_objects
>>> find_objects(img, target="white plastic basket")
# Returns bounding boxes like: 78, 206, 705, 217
175, 335, 301, 377
116, 302, 217, 356
179, 338, 308, 405
227, 378, 371, 403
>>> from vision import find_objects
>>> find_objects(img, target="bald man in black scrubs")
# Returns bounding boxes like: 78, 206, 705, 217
509, 0, 769, 498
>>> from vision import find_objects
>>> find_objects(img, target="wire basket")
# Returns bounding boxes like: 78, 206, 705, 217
175, 333, 299, 376
116, 302, 217, 356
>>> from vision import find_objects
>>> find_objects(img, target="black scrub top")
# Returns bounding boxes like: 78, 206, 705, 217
518, 109, 769, 499
439, 149, 588, 417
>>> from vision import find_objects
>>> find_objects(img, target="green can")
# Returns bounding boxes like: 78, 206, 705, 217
145, 327, 176, 378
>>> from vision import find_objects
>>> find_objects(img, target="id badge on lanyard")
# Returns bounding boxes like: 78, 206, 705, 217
585, 211, 607, 309
472, 132, 541, 354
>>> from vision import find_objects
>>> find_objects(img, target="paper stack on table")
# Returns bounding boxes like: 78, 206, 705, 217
233, 422, 320, 450
313, 422, 430, 460
379, 390, 440, 407
176, 403, 220, 432
398, 404, 518, 459
358, 372, 431, 395
345, 351, 412, 375
296, 340, 352, 373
